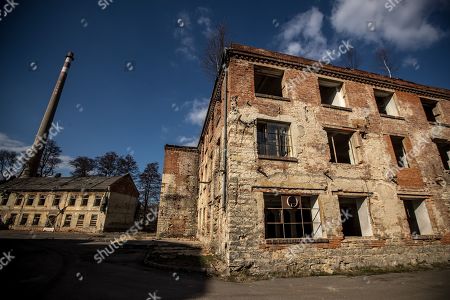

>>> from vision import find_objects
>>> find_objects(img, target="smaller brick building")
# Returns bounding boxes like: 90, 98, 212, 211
0, 174, 139, 232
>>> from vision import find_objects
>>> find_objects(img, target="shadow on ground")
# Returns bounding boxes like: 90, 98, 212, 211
0, 238, 207, 300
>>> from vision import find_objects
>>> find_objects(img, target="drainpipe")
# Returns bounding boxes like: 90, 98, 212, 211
221, 49, 229, 210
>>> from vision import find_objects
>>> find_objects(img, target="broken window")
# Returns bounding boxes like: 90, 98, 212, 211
20, 214, 29, 225
257, 121, 291, 158
264, 194, 321, 239
254, 65, 284, 97
94, 196, 102, 206
63, 214, 72, 227
403, 198, 433, 235
52, 195, 61, 207
89, 214, 98, 227
338, 197, 372, 237
45, 215, 56, 227
374, 89, 399, 116
319, 78, 345, 107
81, 195, 89, 206
26, 195, 35, 206
76, 214, 85, 227
434, 141, 450, 170
15, 195, 23, 206
390, 136, 409, 168
69, 196, 76, 206
32, 214, 41, 226
420, 98, 439, 122
327, 130, 356, 164
38, 195, 46, 206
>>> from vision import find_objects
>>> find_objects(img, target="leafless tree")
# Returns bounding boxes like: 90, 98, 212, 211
70, 156, 96, 177
375, 48, 398, 78
0, 150, 17, 181
117, 154, 139, 180
95, 152, 120, 176
201, 23, 229, 80
38, 139, 62, 177
139, 162, 161, 230
343, 48, 361, 69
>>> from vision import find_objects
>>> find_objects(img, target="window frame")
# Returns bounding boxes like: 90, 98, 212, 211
390, 135, 409, 168
26, 195, 35, 206
76, 214, 85, 227
420, 98, 440, 123
253, 65, 285, 99
374, 89, 399, 117
318, 78, 346, 107
402, 198, 433, 236
81, 195, 89, 206
89, 214, 98, 227
38, 195, 46, 206
257, 120, 293, 159
338, 196, 373, 238
32, 214, 41, 226
63, 214, 72, 227
326, 129, 357, 164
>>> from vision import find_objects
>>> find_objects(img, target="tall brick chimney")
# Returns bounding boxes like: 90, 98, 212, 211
22, 52, 74, 177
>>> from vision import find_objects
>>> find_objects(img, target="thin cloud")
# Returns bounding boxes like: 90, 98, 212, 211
174, 11, 198, 60
177, 136, 199, 147
185, 98, 209, 126
0, 132, 28, 153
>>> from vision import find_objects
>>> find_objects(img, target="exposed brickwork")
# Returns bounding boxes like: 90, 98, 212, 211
158, 44, 450, 277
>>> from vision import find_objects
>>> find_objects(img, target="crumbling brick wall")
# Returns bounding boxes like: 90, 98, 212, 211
157, 145, 199, 238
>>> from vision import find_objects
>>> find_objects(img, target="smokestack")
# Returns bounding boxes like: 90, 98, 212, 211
22, 52, 75, 178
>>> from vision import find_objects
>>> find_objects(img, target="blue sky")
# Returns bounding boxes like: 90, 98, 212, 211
0, 0, 449, 175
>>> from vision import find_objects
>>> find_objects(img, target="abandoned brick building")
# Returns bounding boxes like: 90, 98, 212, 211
0, 174, 139, 233
157, 44, 450, 276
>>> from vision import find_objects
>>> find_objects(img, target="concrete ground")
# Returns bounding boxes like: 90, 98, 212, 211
0, 231, 449, 300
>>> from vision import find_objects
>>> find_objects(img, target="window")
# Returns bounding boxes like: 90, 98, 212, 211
81, 195, 89, 206
1, 195, 8, 206
420, 98, 439, 122
9, 213, 17, 225
94, 196, 101, 207
257, 121, 291, 158
327, 130, 355, 164
20, 214, 29, 225
89, 214, 98, 227
26, 195, 35, 206
319, 78, 345, 107
15, 195, 23, 206
52, 195, 61, 207
76, 214, 85, 227
254, 65, 284, 97
69, 196, 76, 206
264, 194, 321, 239
390, 136, 409, 168
374, 89, 398, 116
434, 141, 450, 170
403, 199, 433, 235
32, 214, 41, 226
45, 215, 56, 227
338, 197, 372, 237
63, 214, 72, 227
38, 195, 46, 206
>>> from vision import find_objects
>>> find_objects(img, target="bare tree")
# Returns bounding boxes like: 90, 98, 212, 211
70, 156, 96, 177
201, 23, 229, 80
375, 48, 398, 78
0, 150, 17, 181
38, 140, 62, 177
95, 152, 120, 176
343, 48, 361, 69
139, 162, 161, 229
117, 154, 139, 180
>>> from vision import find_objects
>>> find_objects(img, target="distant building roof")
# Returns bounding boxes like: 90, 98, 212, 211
0, 175, 138, 196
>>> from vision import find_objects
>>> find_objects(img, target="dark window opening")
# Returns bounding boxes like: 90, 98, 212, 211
38, 195, 46, 206
94, 196, 101, 206
76, 214, 85, 227
254, 66, 283, 97
45, 215, 56, 227
20, 214, 28, 225
327, 131, 354, 164
90, 214, 98, 227
15, 196, 23, 206
1, 196, 7, 206
403, 200, 420, 235
390, 136, 409, 168
9, 213, 17, 225
264, 194, 315, 239
257, 122, 291, 158
26, 196, 34, 206
63, 215, 72, 227
81, 195, 89, 206
319, 79, 344, 106
32, 214, 41, 226
69, 196, 76, 206
421, 99, 438, 122
435, 141, 450, 170
338, 198, 362, 236
53, 195, 61, 207
374, 90, 397, 116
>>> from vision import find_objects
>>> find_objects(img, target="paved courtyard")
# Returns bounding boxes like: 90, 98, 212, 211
0, 231, 448, 299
